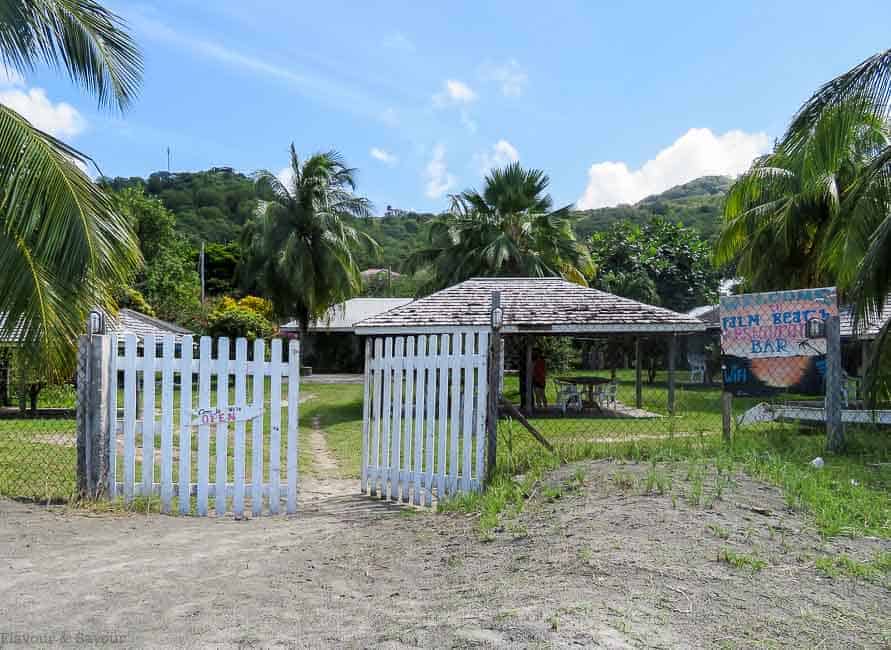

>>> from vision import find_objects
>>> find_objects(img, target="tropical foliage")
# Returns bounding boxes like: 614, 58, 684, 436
0, 0, 142, 369
717, 48, 891, 401
206, 296, 276, 340
590, 219, 719, 312
407, 162, 594, 293
240, 145, 375, 333
715, 101, 889, 293
111, 188, 200, 322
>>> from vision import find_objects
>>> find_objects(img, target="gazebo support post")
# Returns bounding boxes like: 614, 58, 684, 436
668, 334, 677, 415
525, 338, 533, 415
634, 337, 642, 409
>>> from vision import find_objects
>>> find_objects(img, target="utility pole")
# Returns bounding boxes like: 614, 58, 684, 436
199, 241, 206, 303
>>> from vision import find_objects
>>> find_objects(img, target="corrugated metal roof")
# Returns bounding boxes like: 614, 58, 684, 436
0, 312, 25, 344
354, 278, 706, 334
109, 309, 193, 342
686, 304, 720, 328
0, 308, 193, 345
839, 298, 891, 340
282, 298, 413, 333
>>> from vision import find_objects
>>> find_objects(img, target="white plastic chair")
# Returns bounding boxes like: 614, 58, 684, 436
554, 379, 582, 415
600, 381, 618, 409
688, 355, 705, 383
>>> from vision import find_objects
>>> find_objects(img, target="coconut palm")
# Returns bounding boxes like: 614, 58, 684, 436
241, 145, 376, 334
407, 162, 594, 293
715, 100, 889, 293
718, 48, 891, 402
0, 1, 142, 368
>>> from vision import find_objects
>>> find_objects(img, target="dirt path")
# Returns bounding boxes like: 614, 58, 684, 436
299, 415, 359, 507
1, 460, 888, 648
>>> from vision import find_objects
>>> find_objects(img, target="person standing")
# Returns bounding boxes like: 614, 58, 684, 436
533, 353, 548, 409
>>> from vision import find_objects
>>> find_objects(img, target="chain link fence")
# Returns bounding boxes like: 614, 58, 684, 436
0, 410, 77, 501
0, 348, 78, 501
494, 333, 727, 474
493, 315, 888, 476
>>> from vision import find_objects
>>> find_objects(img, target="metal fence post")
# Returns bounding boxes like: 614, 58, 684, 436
721, 391, 733, 444
825, 315, 844, 453
486, 292, 502, 483
76, 334, 111, 498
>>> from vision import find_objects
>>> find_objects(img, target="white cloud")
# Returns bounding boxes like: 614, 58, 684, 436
480, 60, 527, 97
576, 127, 770, 209
382, 32, 415, 53
475, 139, 519, 175
370, 147, 398, 165
0, 87, 85, 138
432, 80, 478, 132
432, 79, 477, 107
424, 144, 455, 199
0, 66, 24, 87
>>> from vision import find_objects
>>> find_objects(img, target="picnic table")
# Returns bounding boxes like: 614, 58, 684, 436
556, 376, 611, 411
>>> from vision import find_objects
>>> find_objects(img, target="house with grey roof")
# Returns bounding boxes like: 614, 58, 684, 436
281, 298, 412, 373
0, 308, 193, 409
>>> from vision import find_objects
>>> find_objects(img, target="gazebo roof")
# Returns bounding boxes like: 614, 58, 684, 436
354, 278, 706, 335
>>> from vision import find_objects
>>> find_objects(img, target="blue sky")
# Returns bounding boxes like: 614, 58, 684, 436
3, 1, 890, 214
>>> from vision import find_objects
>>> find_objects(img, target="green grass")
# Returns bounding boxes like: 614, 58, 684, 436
301, 383, 364, 477
815, 552, 891, 585
718, 547, 767, 572
0, 418, 77, 500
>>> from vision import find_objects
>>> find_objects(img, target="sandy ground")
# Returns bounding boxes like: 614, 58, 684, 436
1, 459, 889, 649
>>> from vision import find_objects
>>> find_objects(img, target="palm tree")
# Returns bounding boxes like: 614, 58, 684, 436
715, 100, 889, 293
718, 48, 891, 402
408, 162, 594, 293
0, 1, 142, 369
241, 145, 376, 334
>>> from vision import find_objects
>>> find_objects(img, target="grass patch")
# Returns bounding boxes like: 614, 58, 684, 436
815, 552, 891, 585
718, 547, 766, 572
707, 523, 730, 539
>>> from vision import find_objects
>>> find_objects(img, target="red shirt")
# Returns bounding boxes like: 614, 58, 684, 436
533, 358, 546, 385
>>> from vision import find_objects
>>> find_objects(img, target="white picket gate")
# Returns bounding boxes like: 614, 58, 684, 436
361, 329, 489, 505
106, 334, 300, 517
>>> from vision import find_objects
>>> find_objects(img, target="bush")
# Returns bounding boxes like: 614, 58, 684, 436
114, 287, 155, 316
206, 304, 276, 340
237, 295, 274, 320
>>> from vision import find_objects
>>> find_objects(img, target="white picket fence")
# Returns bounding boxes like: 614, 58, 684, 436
107, 334, 300, 517
361, 330, 489, 505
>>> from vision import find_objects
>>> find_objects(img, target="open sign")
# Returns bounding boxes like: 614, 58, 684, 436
191, 405, 263, 426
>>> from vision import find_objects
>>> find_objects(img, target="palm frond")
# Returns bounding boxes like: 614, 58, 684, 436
0, 104, 140, 368
0, 0, 142, 111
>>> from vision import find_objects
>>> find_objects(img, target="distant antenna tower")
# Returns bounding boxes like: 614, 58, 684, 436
166, 146, 171, 173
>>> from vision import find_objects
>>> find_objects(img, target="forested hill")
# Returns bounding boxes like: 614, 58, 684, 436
101, 168, 257, 244
570, 175, 732, 241
101, 170, 732, 268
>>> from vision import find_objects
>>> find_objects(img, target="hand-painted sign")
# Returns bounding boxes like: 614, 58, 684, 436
191, 405, 263, 426
720, 287, 838, 395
